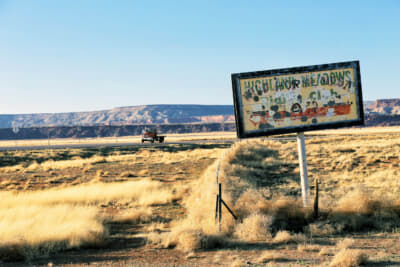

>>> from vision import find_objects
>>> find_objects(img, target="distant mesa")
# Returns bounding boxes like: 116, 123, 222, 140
0, 100, 399, 140
1, 100, 399, 128
365, 99, 400, 115
0, 105, 235, 128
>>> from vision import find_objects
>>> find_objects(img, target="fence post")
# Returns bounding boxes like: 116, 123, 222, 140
218, 183, 222, 232
314, 178, 319, 218
215, 194, 219, 222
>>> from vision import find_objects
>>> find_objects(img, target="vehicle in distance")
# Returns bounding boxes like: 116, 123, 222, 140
141, 128, 165, 143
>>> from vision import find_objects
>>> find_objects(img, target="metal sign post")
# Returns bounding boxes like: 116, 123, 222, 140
296, 132, 310, 207
231, 61, 364, 213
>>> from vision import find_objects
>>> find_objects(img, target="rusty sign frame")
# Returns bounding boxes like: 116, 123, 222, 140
231, 61, 364, 138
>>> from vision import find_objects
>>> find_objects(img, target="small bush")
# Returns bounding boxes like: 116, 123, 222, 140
164, 229, 227, 252
308, 222, 338, 236
329, 249, 368, 267
270, 197, 310, 232
257, 251, 286, 263
273, 231, 306, 244
234, 214, 272, 242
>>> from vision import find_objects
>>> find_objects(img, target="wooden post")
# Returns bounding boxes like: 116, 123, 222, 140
297, 132, 310, 207
216, 182, 238, 229
218, 183, 222, 232
221, 199, 238, 220
215, 194, 219, 222
314, 179, 319, 218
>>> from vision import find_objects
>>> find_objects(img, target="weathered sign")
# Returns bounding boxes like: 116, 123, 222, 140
231, 61, 364, 138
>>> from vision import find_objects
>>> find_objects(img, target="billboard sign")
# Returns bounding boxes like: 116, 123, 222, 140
231, 61, 364, 138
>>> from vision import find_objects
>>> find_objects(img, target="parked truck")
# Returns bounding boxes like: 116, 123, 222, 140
141, 128, 165, 143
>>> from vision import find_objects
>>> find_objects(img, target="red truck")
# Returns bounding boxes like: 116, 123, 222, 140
141, 128, 165, 143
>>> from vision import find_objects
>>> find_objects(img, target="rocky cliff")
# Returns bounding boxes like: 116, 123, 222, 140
365, 99, 400, 115
0, 105, 235, 128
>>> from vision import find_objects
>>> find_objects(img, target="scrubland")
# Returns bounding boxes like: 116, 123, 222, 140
0, 127, 400, 266
0, 131, 236, 148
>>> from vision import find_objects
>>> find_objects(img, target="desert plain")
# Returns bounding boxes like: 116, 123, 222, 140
0, 128, 400, 266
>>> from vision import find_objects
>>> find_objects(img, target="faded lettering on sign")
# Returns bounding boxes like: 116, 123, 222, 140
238, 67, 359, 132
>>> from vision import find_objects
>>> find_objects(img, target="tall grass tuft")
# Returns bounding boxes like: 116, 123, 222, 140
329, 249, 368, 267
0, 205, 107, 261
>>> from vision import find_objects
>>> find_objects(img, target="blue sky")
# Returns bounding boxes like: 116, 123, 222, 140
0, 0, 399, 113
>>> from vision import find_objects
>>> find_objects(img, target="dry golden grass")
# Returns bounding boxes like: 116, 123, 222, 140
159, 227, 227, 252
151, 140, 312, 251
152, 131, 400, 254
0, 205, 106, 261
145, 222, 168, 233
112, 207, 153, 224
337, 238, 355, 249
334, 188, 386, 215
0, 178, 178, 261
230, 259, 247, 267
0, 142, 227, 261
329, 248, 368, 267
1, 128, 400, 264
0, 144, 223, 178
234, 213, 272, 242
308, 222, 337, 237
0, 142, 229, 261
0, 180, 175, 208
329, 188, 400, 232
0, 164, 24, 173
272, 231, 306, 244
297, 244, 320, 252
120, 171, 136, 177
24, 156, 107, 171
257, 251, 287, 263
311, 126, 400, 135
319, 247, 335, 256
176, 230, 204, 252
146, 232, 164, 247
